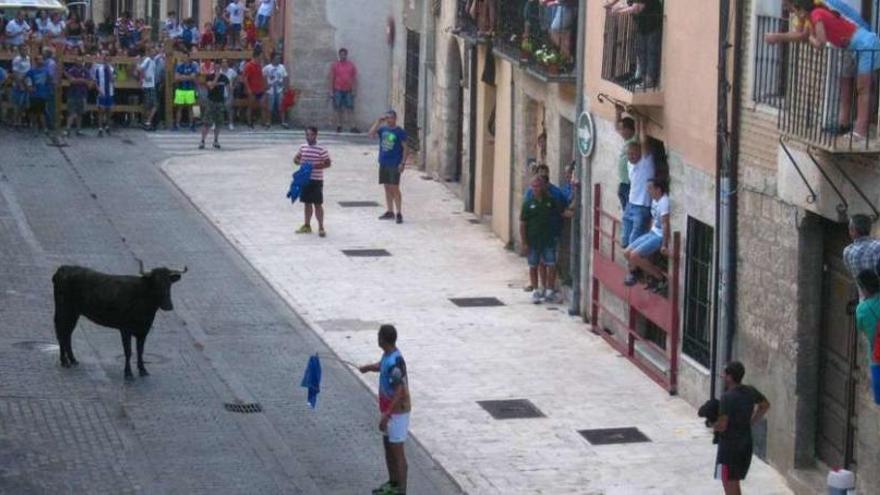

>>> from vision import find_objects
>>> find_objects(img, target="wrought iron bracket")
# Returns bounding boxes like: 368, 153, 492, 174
779, 137, 817, 205
802, 145, 848, 219
596, 93, 664, 129
808, 146, 880, 221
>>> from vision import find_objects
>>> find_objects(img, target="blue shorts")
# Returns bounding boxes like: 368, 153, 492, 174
848, 28, 880, 74
333, 90, 354, 110
98, 95, 113, 108
12, 88, 29, 107
256, 14, 271, 30
628, 231, 663, 257
527, 244, 557, 267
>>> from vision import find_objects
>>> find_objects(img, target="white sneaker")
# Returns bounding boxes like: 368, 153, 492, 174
544, 289, 559, 304
228, 123, 234, 131
531, 289, 543, 304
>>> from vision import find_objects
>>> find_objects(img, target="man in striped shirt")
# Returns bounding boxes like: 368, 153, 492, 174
294, 127, 332, 237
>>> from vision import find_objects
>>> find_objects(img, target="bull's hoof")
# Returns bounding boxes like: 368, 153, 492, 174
138, 368, 149, 377
60, 360, 71, 369
69, 358, 79, 367
124, 371, 134, 381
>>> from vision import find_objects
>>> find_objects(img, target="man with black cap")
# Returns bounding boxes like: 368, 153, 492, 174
713, 361, 770, 495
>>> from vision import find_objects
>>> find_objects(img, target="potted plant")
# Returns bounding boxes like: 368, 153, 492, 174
519, 36, 534, 62
534, 45, 563, 74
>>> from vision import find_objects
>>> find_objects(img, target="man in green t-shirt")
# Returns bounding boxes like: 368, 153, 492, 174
520, 176, 561, 304
856, 270, 880, 367
616, 105, 636, 210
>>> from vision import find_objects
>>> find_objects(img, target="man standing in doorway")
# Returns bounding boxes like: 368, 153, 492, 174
359, 325, 411, 495
293, 127, 332, 237
369, 110, 409, 224
615, 105, 636, 211
329, 48, 358, 133
843, 214, 880, 282
712, 361, 771, 495
520, 176, 562, 304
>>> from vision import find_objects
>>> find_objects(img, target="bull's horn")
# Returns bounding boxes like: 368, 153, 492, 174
135, 257, 146, 275
173, 266, 188, 274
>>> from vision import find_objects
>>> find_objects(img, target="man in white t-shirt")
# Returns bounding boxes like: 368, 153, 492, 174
624, 177, 670, 292
5, 11, 32, 47
621, 116, 655, 249
137, 47, 158, 130
11, 45, 31, 127
226, 0, 245, 49
262, 54, 289, 128
256, 0, 277, 36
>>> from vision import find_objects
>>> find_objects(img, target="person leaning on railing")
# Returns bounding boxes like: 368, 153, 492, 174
791, 0, 880, 140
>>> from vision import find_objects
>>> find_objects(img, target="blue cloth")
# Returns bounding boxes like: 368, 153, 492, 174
26, 66, 53, 99
175, 62, 198, 90
825, 0, 871, 31
0, 67, 7, 85
378, 126, 407, 167
300, 354, 322, 409
286, 163, 314, 203
848, 28, 880, 74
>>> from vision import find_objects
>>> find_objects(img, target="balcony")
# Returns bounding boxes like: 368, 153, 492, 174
492, 0, 579, 83
600, 8, 664, 107
755, 15, 880, 154
590, 185, 681, 394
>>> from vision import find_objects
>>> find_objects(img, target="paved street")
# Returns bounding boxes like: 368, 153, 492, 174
157, 130, 795, 495
0, 129, 459, 494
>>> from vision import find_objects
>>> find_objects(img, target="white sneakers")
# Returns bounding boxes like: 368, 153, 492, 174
531, 288, 561, 305
531, 290, 543, 304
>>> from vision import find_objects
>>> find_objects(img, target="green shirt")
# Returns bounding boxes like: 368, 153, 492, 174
856, 295, 880, 366
619, 137, 636, 184
520, 195, 559, 249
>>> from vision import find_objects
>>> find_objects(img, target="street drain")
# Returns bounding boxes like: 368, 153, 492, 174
578, 427, 651, 445
450, 297, 504, 307
342, 249, 391, 257
468, 219, 481, 224
477, 399, 545, 419
224, 403, 263, 414
339, 201, 380, 207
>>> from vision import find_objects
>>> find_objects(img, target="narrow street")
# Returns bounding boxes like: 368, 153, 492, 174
0, 130, 460, 494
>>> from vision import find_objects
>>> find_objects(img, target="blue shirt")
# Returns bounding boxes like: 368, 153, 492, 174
26, 66, 53, 99
378, 126, 407, 167
175, 62, 198, 90
0, 67, 7, 85
378, 349, 407, 413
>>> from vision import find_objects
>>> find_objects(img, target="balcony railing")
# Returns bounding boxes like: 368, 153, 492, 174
493, 0, 578, 82
753, 15, 789, 109
779, 43, 880, 153
601, 10, 663, 92
452, 0, 490, 43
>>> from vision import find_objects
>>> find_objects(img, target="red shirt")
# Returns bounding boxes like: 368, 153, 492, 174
330, 60, 357, 91
200, 31, 214, 48
242, 60, 266, 93
810, 8, 857, 48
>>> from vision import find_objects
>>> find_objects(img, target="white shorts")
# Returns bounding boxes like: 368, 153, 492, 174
385, 413, 410, 444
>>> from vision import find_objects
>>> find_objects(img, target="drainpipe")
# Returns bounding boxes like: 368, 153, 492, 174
712, 0, 743, 398
418, 1, 435, 174
508, 70, 517, 245
569, 0, 587, 316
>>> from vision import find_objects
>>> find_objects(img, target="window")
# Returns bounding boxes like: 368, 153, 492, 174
682, 217, 713, 367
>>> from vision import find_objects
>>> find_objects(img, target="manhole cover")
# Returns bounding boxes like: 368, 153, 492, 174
224, 402, 263, 414
115, 353, 170, 365
338, 201, 380, 207
342, 249, 391, 257
468, 219, 481, 224
578, 427, 651, 445
12, 341, 59, 353
450, 297, 504, 307
477, 399, 545, 419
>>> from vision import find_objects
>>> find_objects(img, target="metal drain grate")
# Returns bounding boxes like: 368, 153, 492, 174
224, 402, 263, 414
342, 249, 391, 257
338, 201, 380, 207
450, 297, 504, 307
477, 399, 545, 419
578, 427, 651, 445
468, 219, 481, 224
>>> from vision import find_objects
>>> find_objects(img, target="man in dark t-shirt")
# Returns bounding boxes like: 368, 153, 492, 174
200, 61, 229, 150
713, 361, 770, 495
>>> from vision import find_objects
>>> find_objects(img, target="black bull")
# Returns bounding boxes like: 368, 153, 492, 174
52, 261, 186, 379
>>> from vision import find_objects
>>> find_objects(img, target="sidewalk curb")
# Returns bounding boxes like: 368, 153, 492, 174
157, 156, 466, 494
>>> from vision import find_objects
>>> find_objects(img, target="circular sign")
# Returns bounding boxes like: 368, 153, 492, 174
577, 111, 595, 158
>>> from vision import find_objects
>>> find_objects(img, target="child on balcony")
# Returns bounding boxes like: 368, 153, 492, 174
623, 177, 670, 294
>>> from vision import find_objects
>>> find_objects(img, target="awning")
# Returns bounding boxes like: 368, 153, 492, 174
0, 0, 67, 11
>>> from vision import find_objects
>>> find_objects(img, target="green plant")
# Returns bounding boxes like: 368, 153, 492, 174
533, 45, 562, 66
520, 37, 534, 54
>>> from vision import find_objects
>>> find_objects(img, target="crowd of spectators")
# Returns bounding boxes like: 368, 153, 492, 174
0, 3, 290, 135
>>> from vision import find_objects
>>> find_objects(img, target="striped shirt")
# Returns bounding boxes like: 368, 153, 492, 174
844, 237, 880, 279
297, 144, 330, 181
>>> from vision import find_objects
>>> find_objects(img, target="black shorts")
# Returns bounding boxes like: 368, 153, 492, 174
715, 446, 752, 482
379, 165, 401, 185
300, 180, 324, 204
29, 97, 47, 114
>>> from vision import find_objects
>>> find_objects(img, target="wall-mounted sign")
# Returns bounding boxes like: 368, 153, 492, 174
577, 111, 595, 158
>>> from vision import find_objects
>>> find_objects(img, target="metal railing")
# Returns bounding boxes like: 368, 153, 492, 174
753, 15, 789, 108
494, 0, 578, 80
779, 43, 880, 153
601, 11, 663, 92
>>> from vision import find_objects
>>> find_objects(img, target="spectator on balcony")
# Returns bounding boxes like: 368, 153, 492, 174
615, 106, 636, 211
467, 0, 496, 37
523, 0, 543, 41
329, 48, 358, 133
548, 0, 576, 62
226, 0, 245, 49
620, 116, 655, 249
115, 11, 135, 51
623, 177, 669, 291
606, 0, 662, 89
5, 11, 31, 48
45, 12, 65, 48
256, 0, 277, 37
793, 0, 880, 140
65, 14, 85, 53
844, 214, 880, 294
